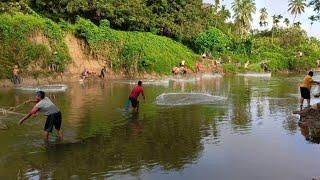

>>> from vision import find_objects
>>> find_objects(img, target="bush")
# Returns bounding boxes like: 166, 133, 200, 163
194, 27, 230, 54
73, 18, 197, 74
0, 13, 71, 78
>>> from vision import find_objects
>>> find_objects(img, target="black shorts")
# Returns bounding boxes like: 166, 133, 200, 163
129, 97, 139, 108
300, 87, 311, 99
44, 112, 62, 132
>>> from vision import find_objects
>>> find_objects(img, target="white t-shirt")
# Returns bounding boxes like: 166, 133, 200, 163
35, 97, 59, 116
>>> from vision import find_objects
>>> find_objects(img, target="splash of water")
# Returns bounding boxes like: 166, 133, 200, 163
155, 92, 226, 106
169, 77, 200, 82
237, 73, 271, 78
201, 73, 222, 79
15, 84, 68, 92
114, 80, 170, 86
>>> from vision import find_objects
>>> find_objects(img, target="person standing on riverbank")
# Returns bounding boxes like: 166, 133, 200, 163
300, 71, 320, 109
129, 81, 145, 112
19, 91, 63, 141
99, 66, 107, 79
12, 64, 21, 85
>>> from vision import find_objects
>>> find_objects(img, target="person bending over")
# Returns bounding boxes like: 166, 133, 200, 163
129, 81, 145, 112
19, 91, 63, 141
300, 71, 320, 109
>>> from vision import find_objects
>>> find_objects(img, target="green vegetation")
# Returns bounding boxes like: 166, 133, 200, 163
0, 11, 197, 78
0, 0, 320, 78
0, 12, 70, 78
72, 18, 197, 74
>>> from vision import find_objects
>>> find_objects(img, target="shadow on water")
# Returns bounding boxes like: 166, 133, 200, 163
1, 75, 320, 179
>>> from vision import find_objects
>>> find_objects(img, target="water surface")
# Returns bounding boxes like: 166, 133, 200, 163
0, 75, 320, 180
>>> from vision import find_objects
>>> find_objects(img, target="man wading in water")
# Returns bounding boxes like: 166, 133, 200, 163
19, 91, 63, 141
129, 81, 145, 112
300, 71, 320, 109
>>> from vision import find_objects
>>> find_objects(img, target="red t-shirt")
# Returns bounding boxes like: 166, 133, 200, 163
129, 85, 144, 99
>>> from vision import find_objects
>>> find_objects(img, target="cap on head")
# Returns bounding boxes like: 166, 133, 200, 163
308, 71, 314, 77
138, 81, 142, 86
36, 91, 45, 99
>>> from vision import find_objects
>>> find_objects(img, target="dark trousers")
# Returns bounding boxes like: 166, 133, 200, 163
12, 75, 21, 85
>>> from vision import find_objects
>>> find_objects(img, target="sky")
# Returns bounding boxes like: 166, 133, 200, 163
203, 0, 320, 39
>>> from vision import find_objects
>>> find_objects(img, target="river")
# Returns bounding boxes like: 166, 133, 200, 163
0, 74, 320, 180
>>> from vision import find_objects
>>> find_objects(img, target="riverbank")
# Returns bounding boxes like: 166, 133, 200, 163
1, 12, 320, 82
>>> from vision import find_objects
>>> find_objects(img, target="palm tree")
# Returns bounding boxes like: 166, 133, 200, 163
272, 14, 283, 27
284, 18, 290, 27
219, 5, 231, 22
288, 0, 307, 23
213, 0, 221, 27
259, 7, 268, 28
215, 0, 221, 9
309, 15, 317, 31
271, 14, 283, 44
232, 0, 257, 37
293, 21, 302, 27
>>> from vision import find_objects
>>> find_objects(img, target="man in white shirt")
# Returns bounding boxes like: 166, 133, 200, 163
19, 91, 63, 141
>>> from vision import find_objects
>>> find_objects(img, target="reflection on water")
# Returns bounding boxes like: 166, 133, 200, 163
299, 119, 320, 144
0, 75, 320, 179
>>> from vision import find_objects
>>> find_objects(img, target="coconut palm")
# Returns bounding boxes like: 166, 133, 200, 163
272, 14, 283, 27
232, 0, 257, 37
271, 14, 283, 44
284, 18, 290, 27
309, 15, 317, 30
293, 21, 302, 27
215, 0, 221, 9
288, 0, 307, 23
219, 5, 231, 22
259, 7, 268, 28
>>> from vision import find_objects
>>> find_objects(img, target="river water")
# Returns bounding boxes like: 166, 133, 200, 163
0, 74, 320, 180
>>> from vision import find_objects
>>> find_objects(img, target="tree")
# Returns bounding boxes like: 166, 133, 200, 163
215, 0, 221, 10
272, 14, 283, 27
293, 21, 302, 27
308, 15, 317, 30
271, 14, 283, 44
288, 0, 307, 23
309, 0, 320, 13
232, 0, 256, 38
259, 7, 268, 28
284, 18, 290, 27
212, 0, 220, 27
31, 0, 209, 43
194, 27, 230, 53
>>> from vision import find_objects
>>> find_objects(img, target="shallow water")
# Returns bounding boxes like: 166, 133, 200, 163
1, 75, 320, 180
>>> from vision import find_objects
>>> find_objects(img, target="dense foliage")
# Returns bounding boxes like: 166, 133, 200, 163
73, 18, 197, 74
0, 13, 70, 78
0, 0, 320, 78
195, 28, 230, 54
28, 0, 209, 45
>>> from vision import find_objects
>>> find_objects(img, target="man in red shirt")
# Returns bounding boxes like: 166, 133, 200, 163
129, 81, 145, 112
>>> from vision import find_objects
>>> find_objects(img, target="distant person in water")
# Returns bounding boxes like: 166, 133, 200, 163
81, 68, 89, 80
300, 71, 320, 109
12, 64, 21, 85
195, 63, 201, 73
99, 66, 107, 79
19, 91, 63, 141
129, 81, 145, 112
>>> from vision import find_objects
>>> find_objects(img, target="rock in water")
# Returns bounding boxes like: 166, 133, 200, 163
295, 108, 320, 143
294, 108, 320, 122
